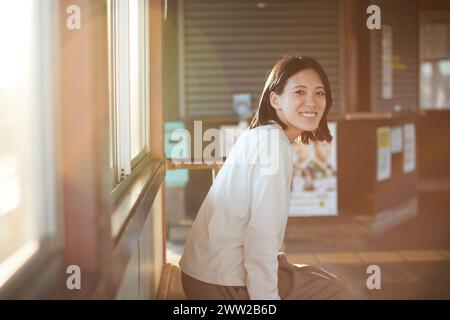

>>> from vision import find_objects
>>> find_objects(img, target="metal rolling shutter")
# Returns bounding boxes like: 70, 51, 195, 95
371, 0, 419, 112
183, 0, 342, 119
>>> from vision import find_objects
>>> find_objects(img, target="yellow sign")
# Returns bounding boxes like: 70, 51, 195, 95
377, 127, 390, 149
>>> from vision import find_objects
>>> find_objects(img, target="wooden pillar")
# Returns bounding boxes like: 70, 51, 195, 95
59, 0, 112, 289
149, 0, 166, 262
342, 0, 372, 113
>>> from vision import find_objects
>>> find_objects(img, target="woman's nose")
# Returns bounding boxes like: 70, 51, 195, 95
304, 94, 317, 107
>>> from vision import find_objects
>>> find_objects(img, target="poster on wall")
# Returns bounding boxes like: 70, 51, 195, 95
382, 25, 393, 99
390, 126, 403, 153
377, 127, 391, 181
403, 123, 416, 173
232, 93, 252, 119
288, 122, 337, 217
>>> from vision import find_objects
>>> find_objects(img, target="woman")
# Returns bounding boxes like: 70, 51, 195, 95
179, 56, 351, 300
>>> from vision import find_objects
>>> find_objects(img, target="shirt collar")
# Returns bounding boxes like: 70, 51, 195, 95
267, 120, 291, 144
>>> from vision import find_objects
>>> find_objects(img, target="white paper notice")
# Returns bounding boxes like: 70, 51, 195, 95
390, 126, 403, 153
377, 127, 391, 181
403, 123, 416, 173
382, 25, 393, 99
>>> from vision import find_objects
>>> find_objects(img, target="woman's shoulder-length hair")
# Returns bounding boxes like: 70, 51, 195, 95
249, 55, 333, 145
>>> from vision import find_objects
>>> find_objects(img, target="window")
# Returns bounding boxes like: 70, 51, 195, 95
108, 0, 149, 185
0, 0, 59, 289
420, 23, 450, 109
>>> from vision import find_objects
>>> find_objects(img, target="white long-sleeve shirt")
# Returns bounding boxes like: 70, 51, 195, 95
179, 122, 293, 300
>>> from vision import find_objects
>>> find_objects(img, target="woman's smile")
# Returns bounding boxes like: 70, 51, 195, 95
299, 111, 318, 119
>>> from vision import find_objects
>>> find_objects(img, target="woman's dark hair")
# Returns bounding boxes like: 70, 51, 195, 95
249, 55, 333, 144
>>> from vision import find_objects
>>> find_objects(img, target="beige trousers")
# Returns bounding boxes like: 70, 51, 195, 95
181, 254, 352, 300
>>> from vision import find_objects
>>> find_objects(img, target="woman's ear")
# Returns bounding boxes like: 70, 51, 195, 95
269, 91, 281, 110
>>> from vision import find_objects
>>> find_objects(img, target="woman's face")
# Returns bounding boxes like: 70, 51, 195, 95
270, 68, 327, 134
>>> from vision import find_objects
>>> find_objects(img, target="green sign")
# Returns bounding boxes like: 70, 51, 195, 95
165, 122, 189, 188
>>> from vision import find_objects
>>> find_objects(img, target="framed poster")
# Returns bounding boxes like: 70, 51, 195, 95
288, 122, 337, 217
232, 93, 252, 119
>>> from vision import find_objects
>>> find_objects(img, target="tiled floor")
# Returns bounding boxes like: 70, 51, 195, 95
287, 249, 450, 265
283, 201, 450, 299
167, 243, 450, 299
166, 196, 450, 299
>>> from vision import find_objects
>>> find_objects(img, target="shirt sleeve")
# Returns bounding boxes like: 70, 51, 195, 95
243, 139, 291, 300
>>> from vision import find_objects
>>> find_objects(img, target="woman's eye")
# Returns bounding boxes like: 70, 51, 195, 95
295, 90, 305, 95
316, 91, 325, 96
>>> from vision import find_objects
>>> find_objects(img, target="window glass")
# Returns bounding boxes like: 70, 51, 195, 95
0, 0, 57, 288
108, 0, 149, 182
420, 23, 450, 109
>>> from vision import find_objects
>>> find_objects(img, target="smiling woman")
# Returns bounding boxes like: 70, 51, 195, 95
179, 55, 351, 300
269, 68, 327, 139
250, 56, 333, 145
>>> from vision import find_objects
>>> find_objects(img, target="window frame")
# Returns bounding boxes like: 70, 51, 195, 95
108, 0, 150, 186
419, 22, 450, 110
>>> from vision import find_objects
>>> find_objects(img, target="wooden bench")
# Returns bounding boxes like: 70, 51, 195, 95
156, 263, 186, 300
